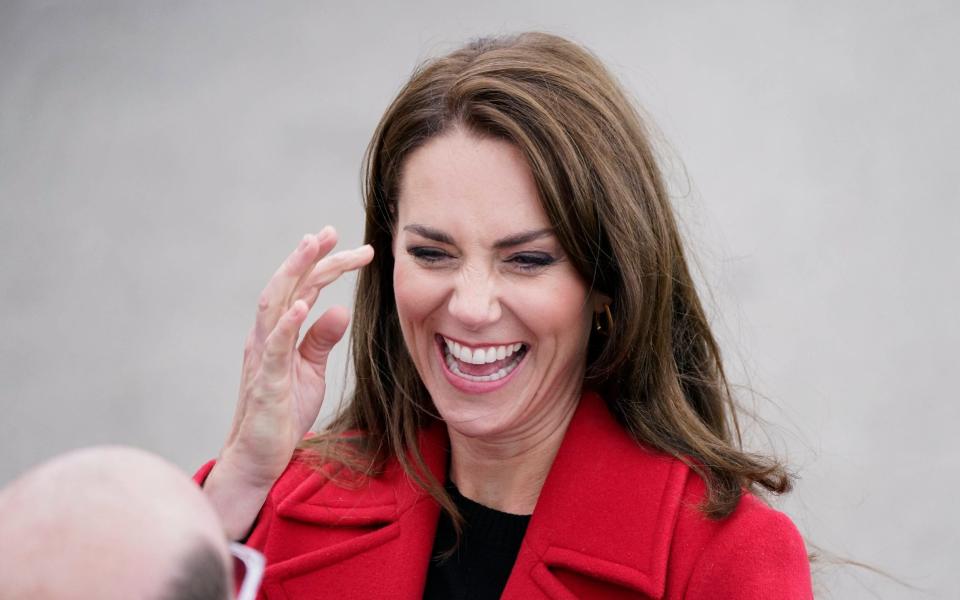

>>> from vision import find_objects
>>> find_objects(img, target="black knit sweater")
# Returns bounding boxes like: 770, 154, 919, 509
422, 484, 531, 600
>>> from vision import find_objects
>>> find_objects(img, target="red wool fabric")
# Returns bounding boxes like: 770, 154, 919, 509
196, 391, 813, 599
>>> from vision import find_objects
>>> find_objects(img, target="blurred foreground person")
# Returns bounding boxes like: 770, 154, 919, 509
0, 446, 262, 600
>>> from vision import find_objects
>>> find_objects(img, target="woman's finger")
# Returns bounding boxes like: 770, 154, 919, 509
292, 245, 375, 309
253, 227, 337, 352
299, 305, 351, 366
236, 324, 263, 417
259, 299, 310, 384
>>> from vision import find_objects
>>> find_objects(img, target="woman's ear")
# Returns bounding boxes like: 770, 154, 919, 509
590, 291, 612, 314
588, 291, 614, 336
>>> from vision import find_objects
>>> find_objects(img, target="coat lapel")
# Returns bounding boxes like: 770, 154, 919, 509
502, 391, 690, 599
255, 428, 449, 600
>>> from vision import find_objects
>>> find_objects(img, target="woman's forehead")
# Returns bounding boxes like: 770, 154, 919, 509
395, 131, 551, 237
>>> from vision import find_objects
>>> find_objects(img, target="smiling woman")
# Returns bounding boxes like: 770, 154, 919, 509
199, 32, 813, 599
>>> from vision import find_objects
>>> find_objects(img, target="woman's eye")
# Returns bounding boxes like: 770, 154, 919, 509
507, 252, 556, 270
407, 246, 451, 264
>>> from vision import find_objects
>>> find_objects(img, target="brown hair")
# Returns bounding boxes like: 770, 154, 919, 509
303, 31, 790, 520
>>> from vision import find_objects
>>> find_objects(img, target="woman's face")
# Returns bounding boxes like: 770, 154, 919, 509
393, 129, 602, 440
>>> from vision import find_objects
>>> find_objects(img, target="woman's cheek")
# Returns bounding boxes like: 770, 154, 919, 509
393, 259, 437, 329
393, 260, 415, 317
517, 274, 591, 340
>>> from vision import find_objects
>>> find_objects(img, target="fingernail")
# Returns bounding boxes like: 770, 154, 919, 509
298, 234, 311, 250
317, 225, 334, 239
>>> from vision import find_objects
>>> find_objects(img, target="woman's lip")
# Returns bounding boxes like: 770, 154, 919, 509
435, 336, 527, 394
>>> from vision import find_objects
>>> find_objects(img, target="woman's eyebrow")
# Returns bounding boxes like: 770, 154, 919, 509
403, 224, 554, 248
403, 224, 454, 245
493, 228, 554, 249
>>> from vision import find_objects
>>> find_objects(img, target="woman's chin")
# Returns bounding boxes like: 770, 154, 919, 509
439, 410, 514, 440
429, 390, 516, 438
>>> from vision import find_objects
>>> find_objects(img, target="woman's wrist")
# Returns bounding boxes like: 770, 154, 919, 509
202, 456, 274, 541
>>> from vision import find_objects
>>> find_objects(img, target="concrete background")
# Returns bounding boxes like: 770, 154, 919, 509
1, 1, 957, 597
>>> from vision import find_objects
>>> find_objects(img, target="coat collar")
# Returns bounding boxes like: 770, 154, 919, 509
268, 391, 690, 599
275, 421, 449, 516
512, 390, 690, 598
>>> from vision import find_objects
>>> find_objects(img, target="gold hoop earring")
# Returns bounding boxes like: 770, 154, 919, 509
594, 304, 613, 335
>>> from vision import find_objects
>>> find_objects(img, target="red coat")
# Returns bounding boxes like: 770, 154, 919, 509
197, 392, 812, 599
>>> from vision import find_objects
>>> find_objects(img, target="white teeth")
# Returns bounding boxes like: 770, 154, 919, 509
441, 336, 526, 366
443, 345, 524, 383
440, 336, 527, 382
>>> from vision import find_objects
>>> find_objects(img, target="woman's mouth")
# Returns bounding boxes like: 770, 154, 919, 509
435, 335, 528, 389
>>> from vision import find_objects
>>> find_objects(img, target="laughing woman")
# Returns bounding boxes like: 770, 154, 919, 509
199, 33, 813, 599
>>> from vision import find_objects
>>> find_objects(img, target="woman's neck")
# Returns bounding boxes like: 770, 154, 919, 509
446, 394, 579, 515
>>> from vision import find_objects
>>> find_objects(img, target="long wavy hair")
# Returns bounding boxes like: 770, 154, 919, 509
303, 32, 790, 521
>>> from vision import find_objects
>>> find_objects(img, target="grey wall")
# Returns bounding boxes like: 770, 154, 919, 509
1, 1, 956, 597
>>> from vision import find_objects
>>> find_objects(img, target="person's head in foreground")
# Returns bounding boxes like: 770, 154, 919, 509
0, 446, 246, 600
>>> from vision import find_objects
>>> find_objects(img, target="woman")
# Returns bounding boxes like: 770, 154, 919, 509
199, 32, 813, 599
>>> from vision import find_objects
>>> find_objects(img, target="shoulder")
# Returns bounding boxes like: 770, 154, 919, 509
192, 453, 339, 501
668, 472, 812, 599
261, 448, 414, 513
530, 392, 812, 599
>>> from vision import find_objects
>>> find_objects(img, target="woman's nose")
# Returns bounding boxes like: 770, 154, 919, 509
447, 270, 502, 330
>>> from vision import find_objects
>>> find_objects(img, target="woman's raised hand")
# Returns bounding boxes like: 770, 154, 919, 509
203, 226, 374, 539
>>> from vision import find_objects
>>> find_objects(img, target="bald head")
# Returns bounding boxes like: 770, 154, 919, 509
0, 447, 231, 600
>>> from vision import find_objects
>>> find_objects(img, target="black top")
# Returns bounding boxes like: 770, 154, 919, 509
422, 483, 532, 600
